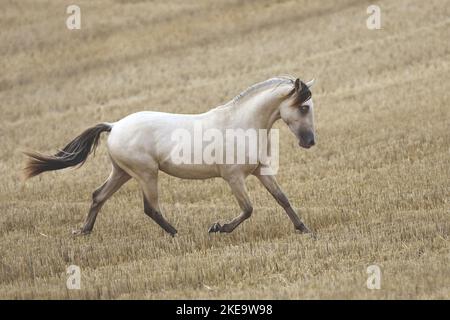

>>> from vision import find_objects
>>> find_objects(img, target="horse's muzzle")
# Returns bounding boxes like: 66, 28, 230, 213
298, 131, 315, 149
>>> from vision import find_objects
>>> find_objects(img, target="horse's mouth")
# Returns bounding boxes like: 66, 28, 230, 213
298, 141, 313, 149
297, 131, 315, 149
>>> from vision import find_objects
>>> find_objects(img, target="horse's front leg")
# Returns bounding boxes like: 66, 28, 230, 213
208, 176, 253, 233
253, 170, 311, 234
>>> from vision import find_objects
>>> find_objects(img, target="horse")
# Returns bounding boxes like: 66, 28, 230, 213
23, 76, 316, 236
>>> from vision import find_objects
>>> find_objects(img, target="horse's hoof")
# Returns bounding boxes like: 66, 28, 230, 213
72, 229, 91, 236
295, 223, 311, 234
208, 222, 222, 233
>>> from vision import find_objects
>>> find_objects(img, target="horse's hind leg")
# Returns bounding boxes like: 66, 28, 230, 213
139, 172, 177, 236
72, 164, 130, 235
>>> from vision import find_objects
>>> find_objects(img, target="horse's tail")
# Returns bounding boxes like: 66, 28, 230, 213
23, 123, 113, 180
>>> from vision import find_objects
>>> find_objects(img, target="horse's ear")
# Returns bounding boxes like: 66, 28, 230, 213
294, 78, 300, 92
305, 79, 315, 88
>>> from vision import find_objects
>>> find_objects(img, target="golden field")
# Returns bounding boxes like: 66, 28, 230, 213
0, 0, 449, 299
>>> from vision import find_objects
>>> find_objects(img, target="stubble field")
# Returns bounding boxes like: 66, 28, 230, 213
0, 0, 449, 299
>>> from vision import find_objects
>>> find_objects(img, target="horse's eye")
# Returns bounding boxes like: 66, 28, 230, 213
300, 105, 309, 114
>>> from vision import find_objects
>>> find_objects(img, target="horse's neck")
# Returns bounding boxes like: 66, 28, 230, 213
215, 92, 281, 130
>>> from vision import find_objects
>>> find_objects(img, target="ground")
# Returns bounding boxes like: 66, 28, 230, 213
0, 0, 449, 299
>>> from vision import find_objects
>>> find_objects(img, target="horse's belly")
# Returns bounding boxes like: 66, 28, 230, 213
158, 162, 220, 179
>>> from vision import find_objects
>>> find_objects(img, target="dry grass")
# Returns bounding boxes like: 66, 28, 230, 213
0, 0, 449, 299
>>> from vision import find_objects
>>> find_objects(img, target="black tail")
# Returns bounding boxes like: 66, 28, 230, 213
23, 123, 112, 179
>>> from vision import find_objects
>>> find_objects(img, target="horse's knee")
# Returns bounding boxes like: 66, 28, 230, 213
243, 205, 253, 219
91, 189, 105, 207
144, 204, 158, 219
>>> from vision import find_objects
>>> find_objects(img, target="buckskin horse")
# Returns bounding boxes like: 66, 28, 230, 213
24, 76, 316, 236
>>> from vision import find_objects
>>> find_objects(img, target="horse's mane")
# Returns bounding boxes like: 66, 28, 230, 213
216, 75, 296, 109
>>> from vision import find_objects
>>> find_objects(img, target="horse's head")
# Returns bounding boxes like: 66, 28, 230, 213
279, 78, 316, 149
